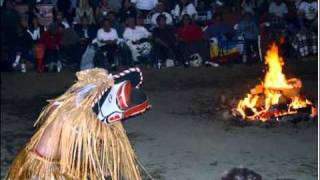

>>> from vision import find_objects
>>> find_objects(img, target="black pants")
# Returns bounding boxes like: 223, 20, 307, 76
153, 43, 175, 63
61, 44, 81, 66
176, 41, 210, 65
244, 40, 259, 64
44, 49, 59, 64
100, 44, 118, 65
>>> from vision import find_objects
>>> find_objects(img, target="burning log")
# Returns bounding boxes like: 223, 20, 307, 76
233, 43, 317, 123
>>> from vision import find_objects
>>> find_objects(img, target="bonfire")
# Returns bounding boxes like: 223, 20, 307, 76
232, 43, 317, 122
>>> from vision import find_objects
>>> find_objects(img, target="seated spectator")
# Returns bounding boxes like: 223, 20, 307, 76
297, 0, 317, 32
205, 13, 243, 64
12, 18, 34, 73
118, 0, 137, 23
151, 2, 173, 28
123, 16, 152, 64
152, 14, 176, 67
176, 14, 209, 66
195, 0, 209, 26
96, 18, 119, 68
56, 0, 74, 24
205, 13, 235, 39
95, 0, 113, 24
172, 0, 197, 23
237, 12, 259, 64
75, 0, 95, 25
241, 0, 256, 15
108, 11, 125, 37
39, 23, 62, 72
55, 11, 71, 29
131, 0, 158, 18
59, 23, 80, 69
206, 3, 216, 23
2, 0, 20, 66
268, 0, 288, 18
27, 16, 46, 72
74, 16, 97, 52
27, 16, 45, 43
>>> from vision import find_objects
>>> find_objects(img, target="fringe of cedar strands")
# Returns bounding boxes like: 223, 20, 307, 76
6, 68, 142, 180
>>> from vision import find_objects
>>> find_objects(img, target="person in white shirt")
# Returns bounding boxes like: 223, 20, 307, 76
172, 0, 197, 21
268, 0, 288, 18
97, 18, 119, 67
27, 16, 45, 42
297, 0, 317, 31
131, 0, 158, 17
123, 16, 151, 63
151, 2, 173, 27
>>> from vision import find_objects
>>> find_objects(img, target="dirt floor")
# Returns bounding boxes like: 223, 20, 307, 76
1, 59, 318, 179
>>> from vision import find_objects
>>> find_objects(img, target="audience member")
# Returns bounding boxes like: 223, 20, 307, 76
268, 0, 288, 18
241, 0, 256, 15
28, 16, 46, 72
75, 0, 95, 25
131, 0, 158, 17
176, 14, 209, 66
55, 11, 71, 29
123, 16, 151, 64
237, 12, 259, 64
196, 0, 209, 26
39, 23, 62, 72
297, 0, 317, 32
205, 13, 235, 38
206, 3, 216, 22
152, 14, 176, 66
118, 0, 137, 23
74, 16, 97, 53
95, 0, 113, 24
108, 11, 125, 37
56, 0, 74, 24
96, 18, 119, 68
151, 2, 173, 28
12, 17, 34, 73
172, 0, 197, 22
27, 16, 45, 42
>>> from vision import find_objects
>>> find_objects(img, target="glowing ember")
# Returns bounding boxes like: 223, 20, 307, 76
233, 43, 317, 122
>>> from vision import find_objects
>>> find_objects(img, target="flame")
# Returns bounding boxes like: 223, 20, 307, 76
235, 43, 317, 121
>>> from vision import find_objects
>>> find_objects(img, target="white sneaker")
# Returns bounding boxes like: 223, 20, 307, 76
12, 55, 21, 68
21, 63, 26, 73
205, 61, 219, 67
56, 61, 62, 72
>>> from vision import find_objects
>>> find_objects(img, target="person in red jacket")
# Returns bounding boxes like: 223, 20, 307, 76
176, 14, 210, 67
39, 23, 62, 72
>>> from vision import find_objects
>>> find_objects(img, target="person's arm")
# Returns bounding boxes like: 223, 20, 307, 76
166, 13, 173, 25
123, 28, 130, 41
188, 4, 197, 20
282, 3, 288, 17
89, 8, 96, 24
97, 29, 104, 41
268, 3, 274, 15
151, 14, 158, 25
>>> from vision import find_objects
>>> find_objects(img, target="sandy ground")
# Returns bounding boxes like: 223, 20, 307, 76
1, 60, 318, 179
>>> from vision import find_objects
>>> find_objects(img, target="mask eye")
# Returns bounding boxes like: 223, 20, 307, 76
116, 81, 132, 110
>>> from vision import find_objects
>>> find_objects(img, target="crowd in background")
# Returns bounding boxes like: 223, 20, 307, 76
0, 0, 318, 73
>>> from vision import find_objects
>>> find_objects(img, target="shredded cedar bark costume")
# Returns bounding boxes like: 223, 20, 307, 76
6, 68, 141, 180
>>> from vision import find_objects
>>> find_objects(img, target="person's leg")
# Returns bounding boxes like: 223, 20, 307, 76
103, 44, 118, 68
244, 40, 252, 64
177, 42, 191, 66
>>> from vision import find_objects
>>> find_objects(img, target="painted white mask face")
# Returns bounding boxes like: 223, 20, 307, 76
94, 81, 132, 124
